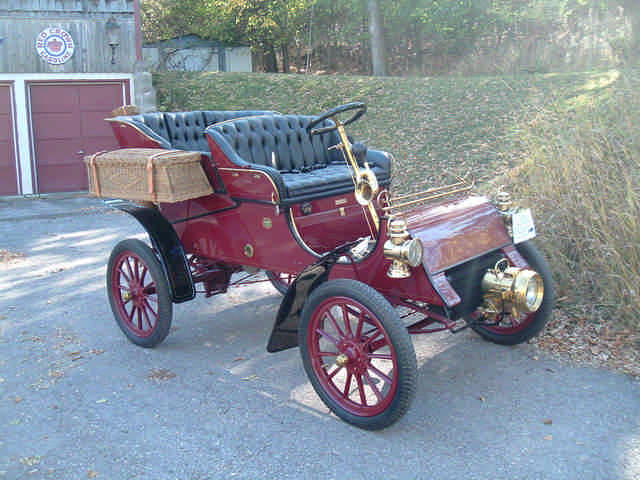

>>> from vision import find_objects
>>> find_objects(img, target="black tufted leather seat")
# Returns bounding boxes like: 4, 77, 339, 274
110, 110, 275, 153
206, 114, 391, 203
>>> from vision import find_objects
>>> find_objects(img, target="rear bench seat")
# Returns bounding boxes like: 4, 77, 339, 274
205, 114, 392, 203
107, 110, 275, 154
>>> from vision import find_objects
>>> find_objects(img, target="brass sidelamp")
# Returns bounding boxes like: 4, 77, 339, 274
480, 259, 544, 320
383, 217, 423, 279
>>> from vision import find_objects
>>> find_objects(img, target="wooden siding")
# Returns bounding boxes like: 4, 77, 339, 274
0, 1, 136, 73
0, 0, 133, 14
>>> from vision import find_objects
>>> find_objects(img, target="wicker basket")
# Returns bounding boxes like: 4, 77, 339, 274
85, 148, 214, 203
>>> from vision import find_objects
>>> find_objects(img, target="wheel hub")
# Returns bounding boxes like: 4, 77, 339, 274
337, 339, 369, 372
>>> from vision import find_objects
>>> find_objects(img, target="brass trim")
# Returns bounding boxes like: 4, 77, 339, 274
335, 198, 348, 206
262, 217, 273, 229
243, 244, 255, 258
378, 176, 474, 213
335, 124, 380, 232
339, 207, 345, 217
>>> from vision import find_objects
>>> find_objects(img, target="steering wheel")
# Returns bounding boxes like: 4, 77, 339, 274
307, 102, 367, 136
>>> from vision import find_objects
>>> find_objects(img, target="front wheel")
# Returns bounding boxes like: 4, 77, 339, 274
107, 239, 173, 348
299, 279, 417, 430
472, 241, 554, 345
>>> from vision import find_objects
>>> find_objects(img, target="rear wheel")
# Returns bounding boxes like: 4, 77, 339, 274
472, 241, 554, 345
266, 271, 296, 295
299, 279, 416, 430
107, 239, 172, 348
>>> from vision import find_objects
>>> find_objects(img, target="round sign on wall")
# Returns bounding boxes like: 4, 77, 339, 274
36, 27, 75, 65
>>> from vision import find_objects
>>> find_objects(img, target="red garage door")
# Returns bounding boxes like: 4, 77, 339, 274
30, 82, 129, 193
0, 84, 18, 195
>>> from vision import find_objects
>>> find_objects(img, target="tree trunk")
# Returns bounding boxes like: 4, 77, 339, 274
281, 45, 290, 73
368, 0, 386, 76
264, 46, 278, 72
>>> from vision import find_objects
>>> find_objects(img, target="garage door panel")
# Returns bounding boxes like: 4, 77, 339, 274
37, 164, 88, 191
80, 110, 116, 137
0, 112, 10, 142
32, 112, 80, 140
31, 82, 126, 193
30, 86, 78, 112
34, 139, 84, 165
83, 135, 118, 152
78, 84, 123, 108
0, 84, 18, 195
0, 89, 10, 111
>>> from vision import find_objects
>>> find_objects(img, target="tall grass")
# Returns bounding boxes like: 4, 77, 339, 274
154, 69, 640, 330
507, 70, 640, 329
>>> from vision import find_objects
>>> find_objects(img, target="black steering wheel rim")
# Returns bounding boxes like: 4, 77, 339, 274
307, 102, 367, 135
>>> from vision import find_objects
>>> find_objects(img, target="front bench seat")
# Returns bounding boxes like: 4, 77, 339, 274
205, 114, 391, 203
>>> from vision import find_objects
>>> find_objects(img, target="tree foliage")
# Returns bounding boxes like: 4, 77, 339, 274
142, 0, 639, 74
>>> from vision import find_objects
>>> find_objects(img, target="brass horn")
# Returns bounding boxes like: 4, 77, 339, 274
354, 167, 379, 206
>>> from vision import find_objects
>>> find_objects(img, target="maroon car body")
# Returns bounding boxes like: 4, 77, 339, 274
102, 103, 553, 430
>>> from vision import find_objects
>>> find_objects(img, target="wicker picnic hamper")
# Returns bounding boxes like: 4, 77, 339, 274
85, 148, 214, 203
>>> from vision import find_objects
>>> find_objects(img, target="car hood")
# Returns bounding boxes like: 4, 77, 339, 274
405, 195, 511, 275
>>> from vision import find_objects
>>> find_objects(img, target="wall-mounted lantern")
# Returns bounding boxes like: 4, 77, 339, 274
105, 16, 120, 65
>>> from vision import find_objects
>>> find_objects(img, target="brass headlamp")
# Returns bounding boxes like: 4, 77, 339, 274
383, 217, 423, 279
480, 259, 544, 319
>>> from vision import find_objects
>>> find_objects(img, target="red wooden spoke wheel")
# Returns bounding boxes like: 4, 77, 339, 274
266, 271, 296, 295
299, 279, 416, 430
472, 241, 554, 346
107, 239, 172, 348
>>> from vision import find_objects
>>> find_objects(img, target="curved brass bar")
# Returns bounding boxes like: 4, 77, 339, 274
382, 176, 474, 213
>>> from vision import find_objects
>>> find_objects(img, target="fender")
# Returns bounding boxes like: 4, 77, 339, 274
266, 240, 360, 352
107, 200, 196, 303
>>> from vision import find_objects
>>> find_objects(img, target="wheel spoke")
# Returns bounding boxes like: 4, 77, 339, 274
363, 373, 383, 403
118, 264, 131, 283
325, 310, 345, 339
368, 363, 392, 384
368, 353, 393, 360
341, 304, 353, 336
328, 365, 343, 379
313, 351, 338, 358
369, 337, 390, 352
356, 375, 367, 406
362, 328, 382, 347
133, 257, 141, 282
139, 264, 148, 286
141, 304, 154, 329
124, 258, 135, 283
355, 310, 365, 338
316, 328, 339, 347
124, 304, 135, 323
141, 298, 156, 317
136, 308, 143, 330
343, 370, 353, 397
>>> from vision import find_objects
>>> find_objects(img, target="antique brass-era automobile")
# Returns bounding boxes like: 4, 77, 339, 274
98, 103, 553, 430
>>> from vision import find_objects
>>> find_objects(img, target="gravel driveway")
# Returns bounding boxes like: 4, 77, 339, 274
1, 196, 639, 480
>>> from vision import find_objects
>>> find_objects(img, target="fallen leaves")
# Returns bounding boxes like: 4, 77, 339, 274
147, 368, 176, 381
0, 249, 25, 263
19, 456, 41, 467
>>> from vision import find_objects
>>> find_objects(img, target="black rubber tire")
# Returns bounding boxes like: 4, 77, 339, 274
472, 241, 554, 346
298, 279, 417, 430
266, 271, 295, 295
107, 239, 173, 348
